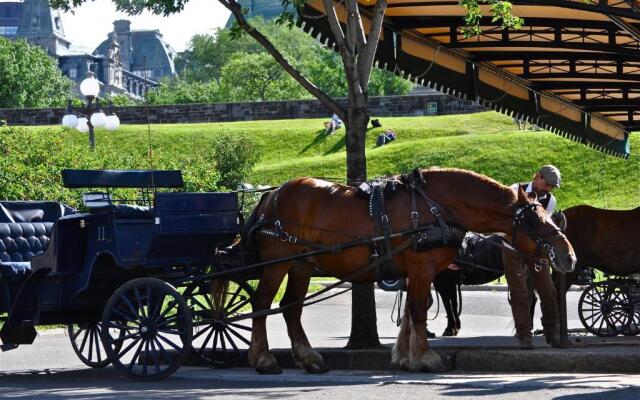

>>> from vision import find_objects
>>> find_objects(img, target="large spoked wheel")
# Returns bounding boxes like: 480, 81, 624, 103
68, 322, 112, 368
578, 281, 632, 337
184, 280, 254, 368
101, 278, 193, 380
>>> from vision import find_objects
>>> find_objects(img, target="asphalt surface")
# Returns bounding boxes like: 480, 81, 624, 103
0, 289, 584, 371
1, 288, 639, 400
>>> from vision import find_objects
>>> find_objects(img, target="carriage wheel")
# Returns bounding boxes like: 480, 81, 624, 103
184, 280, 254, 368
68, 323, 111, 368
578, 281, 631, 337
100, 278, 193, 380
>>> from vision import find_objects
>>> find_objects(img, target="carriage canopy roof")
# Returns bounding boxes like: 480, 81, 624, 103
299, 0, 640, 158
62, 169, 184, 189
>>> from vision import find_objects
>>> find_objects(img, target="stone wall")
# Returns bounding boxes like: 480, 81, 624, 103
0, 94, 485, 127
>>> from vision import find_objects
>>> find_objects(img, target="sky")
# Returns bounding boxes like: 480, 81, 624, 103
58, 0, 231, 52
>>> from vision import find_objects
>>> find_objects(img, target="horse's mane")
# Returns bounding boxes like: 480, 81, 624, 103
422, 167, 518, 209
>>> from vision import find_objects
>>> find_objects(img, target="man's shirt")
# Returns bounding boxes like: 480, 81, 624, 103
510, 182, 556, 214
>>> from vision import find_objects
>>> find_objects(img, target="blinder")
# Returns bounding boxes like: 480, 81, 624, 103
511, 202, 565, 270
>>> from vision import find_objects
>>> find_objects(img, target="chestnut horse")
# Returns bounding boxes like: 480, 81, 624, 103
244, 168, 576, 374
559, 205, 640, 289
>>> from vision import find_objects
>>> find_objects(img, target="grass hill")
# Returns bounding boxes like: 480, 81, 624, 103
2, 111, 639, 210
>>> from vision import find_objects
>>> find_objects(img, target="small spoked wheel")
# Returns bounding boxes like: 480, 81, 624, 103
101, 278, 193, 380
68, 322, 111, 368
578, 281, 632, 337
184, 280, 254, 368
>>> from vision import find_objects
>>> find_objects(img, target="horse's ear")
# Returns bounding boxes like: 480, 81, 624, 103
527, 191, 538, 202
412, 167, 425, 185
517, 186, 529, 203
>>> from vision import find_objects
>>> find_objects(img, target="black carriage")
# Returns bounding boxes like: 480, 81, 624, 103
577, 272, 640, 337
0, 169, 255, 380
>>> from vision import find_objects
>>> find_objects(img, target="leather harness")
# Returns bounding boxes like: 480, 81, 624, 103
255, 169, 467, 281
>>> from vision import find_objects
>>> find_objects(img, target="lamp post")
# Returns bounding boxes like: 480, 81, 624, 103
62, 72, 120, 149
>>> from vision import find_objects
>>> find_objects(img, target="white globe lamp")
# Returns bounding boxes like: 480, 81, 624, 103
61, 114, 78, 129
79, 75, 100, 98
90, 111, 107, 128
104, 114, 120, 131
76, 117, 89, 133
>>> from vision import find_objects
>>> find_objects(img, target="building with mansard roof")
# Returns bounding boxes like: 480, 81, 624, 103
0, 0, 176, 98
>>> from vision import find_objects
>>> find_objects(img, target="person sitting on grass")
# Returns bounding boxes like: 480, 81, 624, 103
376, 129, 397, 146
324, 113, 343, 135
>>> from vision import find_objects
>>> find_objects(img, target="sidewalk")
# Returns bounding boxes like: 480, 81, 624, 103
184, 286, 639, 374
186, 335, 640, 374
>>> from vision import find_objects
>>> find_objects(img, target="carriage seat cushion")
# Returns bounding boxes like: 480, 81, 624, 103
0, 222, 53, 281
0, 261, 31, 281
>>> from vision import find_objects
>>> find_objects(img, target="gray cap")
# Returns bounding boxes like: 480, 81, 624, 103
539, 165, 561, 188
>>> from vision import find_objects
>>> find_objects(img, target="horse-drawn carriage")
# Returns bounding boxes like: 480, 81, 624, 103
1, 167, 575, 378
0, 169, 256, 380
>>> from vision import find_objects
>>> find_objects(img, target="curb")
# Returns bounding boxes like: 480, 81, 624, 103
185, 340, 640, 373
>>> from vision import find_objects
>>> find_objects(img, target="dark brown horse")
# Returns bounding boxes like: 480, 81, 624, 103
560, 205, 640, 287
243, 168, 576, 374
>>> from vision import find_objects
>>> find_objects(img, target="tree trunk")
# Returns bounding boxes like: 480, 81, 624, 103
345, 105, 381, 349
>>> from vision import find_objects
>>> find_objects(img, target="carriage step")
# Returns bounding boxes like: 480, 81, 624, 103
0, 324, 37, 345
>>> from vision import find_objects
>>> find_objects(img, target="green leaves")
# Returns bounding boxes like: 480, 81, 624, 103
219, 52, 307, 101
459, 0, 523, 38
145, 80, 220, 105
175, 18, 412, 101
211, 132, 262, 190
0, 38, 72, 108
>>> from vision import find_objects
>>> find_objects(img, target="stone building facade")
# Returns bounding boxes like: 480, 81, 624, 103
0, 0, 176, 98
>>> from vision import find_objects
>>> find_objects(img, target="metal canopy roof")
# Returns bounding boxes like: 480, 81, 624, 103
299, 0, 640, 158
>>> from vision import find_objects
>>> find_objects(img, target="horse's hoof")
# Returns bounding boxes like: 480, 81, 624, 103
255, 352, 282, 375
442, 328, 458, 337
419, 351, 447, 373
305, 361, 330, 374
392, 356, 410, 370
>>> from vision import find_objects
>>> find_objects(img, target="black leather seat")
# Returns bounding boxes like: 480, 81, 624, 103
0, 222, 53, 281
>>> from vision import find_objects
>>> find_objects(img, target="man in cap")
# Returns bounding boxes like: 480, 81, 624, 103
504, 165, 563, 349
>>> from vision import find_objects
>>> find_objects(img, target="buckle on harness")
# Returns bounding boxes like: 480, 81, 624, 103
411, 211, 419, 223
430, 206, 440, 216
381, 214, 389, 224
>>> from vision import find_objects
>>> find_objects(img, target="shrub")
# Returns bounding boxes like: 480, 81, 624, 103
211, 133, 261, 190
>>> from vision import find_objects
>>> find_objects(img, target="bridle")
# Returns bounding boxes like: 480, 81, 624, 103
511, 202, 567, 270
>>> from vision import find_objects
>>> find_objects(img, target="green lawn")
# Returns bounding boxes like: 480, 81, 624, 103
65, 111, 640, 210
5, 110, 639, 209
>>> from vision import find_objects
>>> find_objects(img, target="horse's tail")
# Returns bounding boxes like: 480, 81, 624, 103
210, 279, 230, 319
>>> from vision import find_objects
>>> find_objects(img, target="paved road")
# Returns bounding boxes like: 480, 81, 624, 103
1, 289, 584, 371
1, 367, 639, 399
3, 289, 629, 400
0, 289, 584, 371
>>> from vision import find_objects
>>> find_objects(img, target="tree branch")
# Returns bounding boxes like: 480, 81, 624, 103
349, 0, 368, 51
345, 0, 358, 57
357, 0, 387, 89
322, 0, 347, 50
221, 0, 345, 119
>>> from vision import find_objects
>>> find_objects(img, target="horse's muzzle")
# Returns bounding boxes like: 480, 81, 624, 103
555, 252, 577, 273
